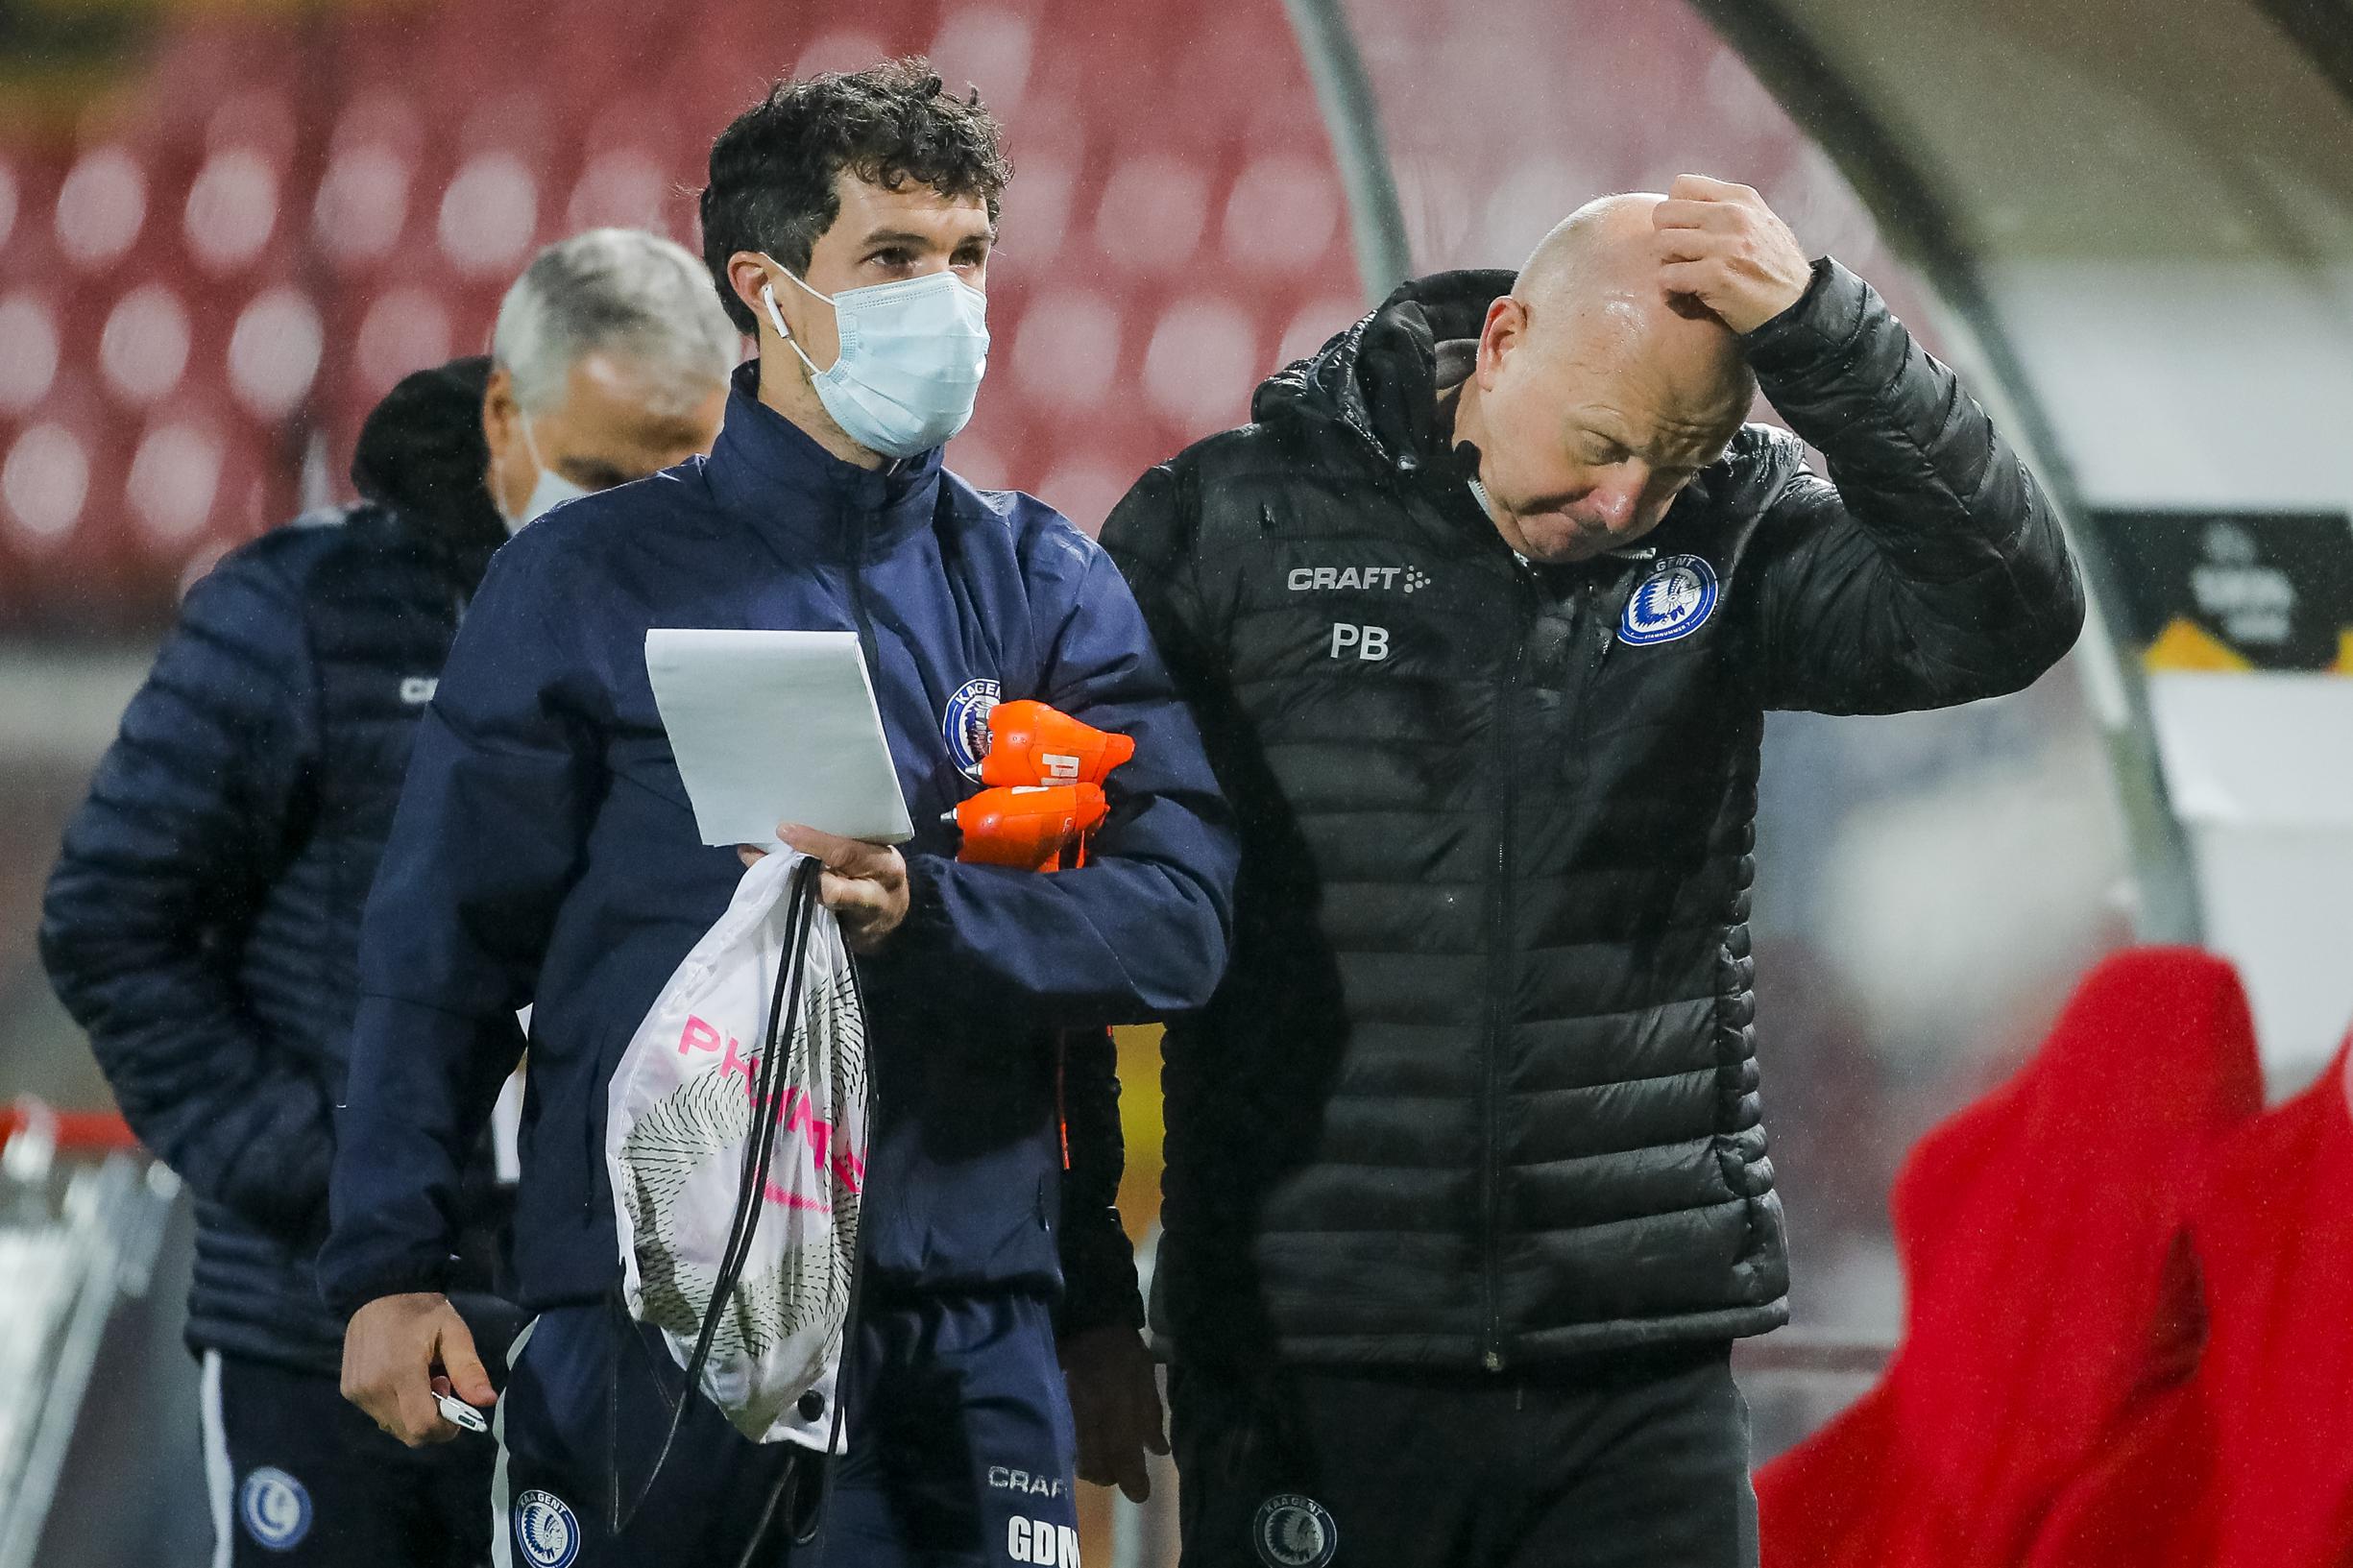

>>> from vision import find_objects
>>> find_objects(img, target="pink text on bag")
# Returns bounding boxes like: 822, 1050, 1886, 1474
677, 1015, 866, 1197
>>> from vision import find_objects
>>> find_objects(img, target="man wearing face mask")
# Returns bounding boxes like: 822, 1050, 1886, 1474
483, 231, 740, 534
39, 228, 736, 1568
1101, 181, 2084, 1567
322, 60, 1235, 1568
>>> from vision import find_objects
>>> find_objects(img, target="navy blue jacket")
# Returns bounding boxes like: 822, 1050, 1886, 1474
42, 359, 515, 1373
318, 366, 1238, 1318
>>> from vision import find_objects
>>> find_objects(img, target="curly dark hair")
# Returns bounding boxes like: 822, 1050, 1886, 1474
698, 58, 1012, 336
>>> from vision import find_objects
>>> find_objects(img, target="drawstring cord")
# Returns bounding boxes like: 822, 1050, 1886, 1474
777, 928, 880, 1559
610, 858, 823, 1537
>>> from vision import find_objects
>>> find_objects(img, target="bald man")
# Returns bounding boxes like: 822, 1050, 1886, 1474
1097, 177, 2083, 1568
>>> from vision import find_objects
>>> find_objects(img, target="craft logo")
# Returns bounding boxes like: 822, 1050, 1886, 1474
988, 1464, 1068, 1499
1618, 554, 1720, 645
944, 676, 1001, 779
2189, 520, 2295, 648
1287, 564, 1433, 594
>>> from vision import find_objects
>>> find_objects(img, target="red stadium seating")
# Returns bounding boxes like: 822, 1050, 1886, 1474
0, 0, 1889, 630
0, 0, 1348, 619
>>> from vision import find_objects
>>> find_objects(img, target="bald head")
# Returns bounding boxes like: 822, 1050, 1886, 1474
1516, 193, 1754, 417
1518, 193, 1662, 303
1447, 192, 1756, 564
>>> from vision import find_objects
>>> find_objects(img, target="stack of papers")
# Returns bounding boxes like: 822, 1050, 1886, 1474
644, 629, 914, 847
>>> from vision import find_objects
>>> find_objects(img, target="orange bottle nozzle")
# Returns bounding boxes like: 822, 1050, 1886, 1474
979, 700, 1136, 788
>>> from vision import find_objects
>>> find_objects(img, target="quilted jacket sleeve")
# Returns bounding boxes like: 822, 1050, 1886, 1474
1741, 259, 2085, 714
39, 544, 332, 1238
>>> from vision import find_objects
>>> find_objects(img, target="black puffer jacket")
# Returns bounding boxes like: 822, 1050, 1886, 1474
43, 359, 517, 1372
1102, 260, 2083, 1371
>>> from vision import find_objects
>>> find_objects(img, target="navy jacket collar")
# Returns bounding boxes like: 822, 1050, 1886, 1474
703, 362, 944, 561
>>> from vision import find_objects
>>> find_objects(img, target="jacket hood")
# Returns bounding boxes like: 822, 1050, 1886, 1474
350, 355, 507, 557
1251, 269, 1515, 466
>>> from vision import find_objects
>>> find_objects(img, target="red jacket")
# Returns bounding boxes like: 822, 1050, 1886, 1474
2027, 1035, 2353, 1568
1757, 948, 2264, 1568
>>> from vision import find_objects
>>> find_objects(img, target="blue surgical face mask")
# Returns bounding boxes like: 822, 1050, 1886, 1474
502, 415, 592, 534
759, 257, 989, 460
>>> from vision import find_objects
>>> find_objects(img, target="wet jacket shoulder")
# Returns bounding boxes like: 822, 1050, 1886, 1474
1101, 259, 2081, 1369
41, 357, 510, 1373
1726, 257, 2083, 709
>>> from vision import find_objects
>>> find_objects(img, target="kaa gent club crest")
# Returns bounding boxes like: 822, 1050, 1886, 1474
1618, 554, 1720, 646
238, 1467, 311, 1550
513, 1489, 581, 1568
944, 676, 1001, 780
1253, 1493, 1339, 1568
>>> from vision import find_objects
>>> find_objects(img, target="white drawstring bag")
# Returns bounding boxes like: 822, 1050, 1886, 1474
605, 852, 869, 1452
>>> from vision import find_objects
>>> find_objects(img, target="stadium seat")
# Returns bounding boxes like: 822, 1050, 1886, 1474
97, 283, 196, 410
0, 368, 164, 624
0, 0, 1884, 615
1, 0, 1347, 608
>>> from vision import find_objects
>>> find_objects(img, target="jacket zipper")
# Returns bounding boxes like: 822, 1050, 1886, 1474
841, 501, 882, 682
1574, 567, 1625, 746
839, 491, 887, 1132
1481, 559, 1539, 1373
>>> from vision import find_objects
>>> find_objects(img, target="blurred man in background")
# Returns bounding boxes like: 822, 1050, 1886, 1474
40, 228, 739, 1567
324, 60, 1232, 1568
1102, 177, 2084, 1568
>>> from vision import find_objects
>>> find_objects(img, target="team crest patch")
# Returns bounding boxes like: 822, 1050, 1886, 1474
237, 1466, 311, 1551
1618, 553, 1720, 645
944, 676, 1001, 779
1252, 1493, 1339, 1568
513, 1489, 581, 1568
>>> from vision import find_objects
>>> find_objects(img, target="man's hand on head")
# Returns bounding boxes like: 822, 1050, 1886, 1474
739, 825, 910, 953
1650, 175, 1814, 336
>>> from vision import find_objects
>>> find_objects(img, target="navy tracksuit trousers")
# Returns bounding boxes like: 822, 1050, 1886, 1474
492, 1289, 1081, 1568
203, 1350, 493, 1566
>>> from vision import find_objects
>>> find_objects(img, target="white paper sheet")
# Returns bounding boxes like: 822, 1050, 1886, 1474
644, 628, 914, 847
